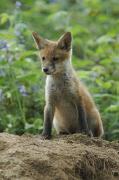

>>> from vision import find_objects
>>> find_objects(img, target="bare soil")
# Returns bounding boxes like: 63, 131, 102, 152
0, 133, 119, 180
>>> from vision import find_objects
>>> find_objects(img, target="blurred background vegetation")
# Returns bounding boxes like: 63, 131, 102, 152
0, 0, 119, 140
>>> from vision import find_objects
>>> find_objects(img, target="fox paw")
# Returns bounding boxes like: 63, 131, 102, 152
59, 131, 69, 135
87, 130, 93, 137
79, 129, 93, 137
41, 133, 51, 140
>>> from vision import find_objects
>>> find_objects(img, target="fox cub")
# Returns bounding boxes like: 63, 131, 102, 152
32, 31, 104, 139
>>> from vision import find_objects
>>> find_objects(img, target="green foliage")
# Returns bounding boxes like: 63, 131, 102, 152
0, 0, 119, 140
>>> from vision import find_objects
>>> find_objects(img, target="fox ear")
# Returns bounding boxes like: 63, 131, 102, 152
58, 32, 72, 51
32, 32, 48, 50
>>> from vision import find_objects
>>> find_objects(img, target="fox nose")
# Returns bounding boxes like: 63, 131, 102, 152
43, 68, 49, 73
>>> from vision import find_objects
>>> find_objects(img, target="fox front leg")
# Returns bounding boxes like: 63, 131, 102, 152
77, 101, 93, 137
41, 104, 55, 140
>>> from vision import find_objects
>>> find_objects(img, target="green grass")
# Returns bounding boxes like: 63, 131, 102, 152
0, 0, 119, 140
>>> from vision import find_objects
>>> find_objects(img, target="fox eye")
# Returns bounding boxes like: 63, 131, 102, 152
42, 57, 45, 61
53, 57, 59, 61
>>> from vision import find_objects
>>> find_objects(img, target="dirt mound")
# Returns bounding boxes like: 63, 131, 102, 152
0, 133, 119, 180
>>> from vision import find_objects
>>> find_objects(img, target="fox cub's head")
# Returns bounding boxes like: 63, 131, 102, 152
32, 32, 72, 75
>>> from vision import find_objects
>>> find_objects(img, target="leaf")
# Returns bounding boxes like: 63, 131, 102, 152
105, 104, 119, 113
96, 35, 115, 44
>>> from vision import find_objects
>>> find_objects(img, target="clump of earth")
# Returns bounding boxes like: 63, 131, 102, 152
0, 133, 119, 180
